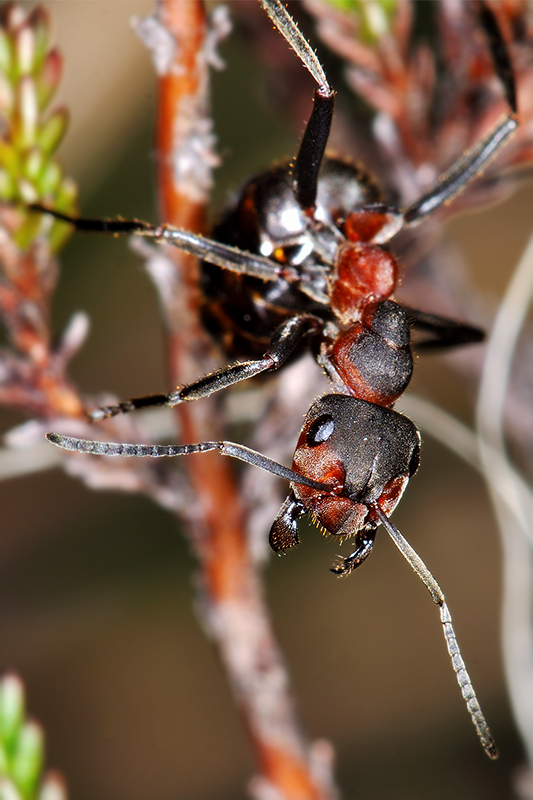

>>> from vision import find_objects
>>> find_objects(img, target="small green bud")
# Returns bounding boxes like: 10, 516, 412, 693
14, 26, 35, 78
0, 141, 20, 176
55, 176, 77, 212
14, 213, 44, 251
16, 176, 38, 203
35, 49, 62, 113
11, 722, 43, 799
0, 29, 12, 76
0, 676, 24, 748
38, 160, 61, 196
13, 77, 38, 149
27, 7, 50, 74
0, 168, 16, 200
49, 219, 73, 252
23, 148, 43, 181
37, 108, 69, 156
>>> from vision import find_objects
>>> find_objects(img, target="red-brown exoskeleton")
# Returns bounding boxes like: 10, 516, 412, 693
41, 0, 518, 760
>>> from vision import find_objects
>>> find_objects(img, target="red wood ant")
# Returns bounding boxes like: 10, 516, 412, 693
40, 0, 518, 761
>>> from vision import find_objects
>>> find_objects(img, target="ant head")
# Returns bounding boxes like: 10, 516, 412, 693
290, 394, 420, 537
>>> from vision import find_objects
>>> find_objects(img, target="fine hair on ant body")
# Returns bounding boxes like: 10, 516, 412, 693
40, 0, 518, 761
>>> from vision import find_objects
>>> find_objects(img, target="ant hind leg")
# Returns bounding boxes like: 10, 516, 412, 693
405, 307, 485, 351
89, 314, 322, 421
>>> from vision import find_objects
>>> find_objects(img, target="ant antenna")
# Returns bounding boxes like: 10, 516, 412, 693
45, 432, 334, 493
46, 428, 497, 759
372, 503, 498, 760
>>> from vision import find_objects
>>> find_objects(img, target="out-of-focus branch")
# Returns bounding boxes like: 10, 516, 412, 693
476, 233, 533, 782
133, 3, 338, 798
0, 4, 339, 792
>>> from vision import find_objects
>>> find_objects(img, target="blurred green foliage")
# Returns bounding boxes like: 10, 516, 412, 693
0, 674, 65, 800
0, 4, 76, 253
324, 0, 398, 42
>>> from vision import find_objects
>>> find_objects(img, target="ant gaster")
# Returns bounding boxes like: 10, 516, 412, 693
41, 0, 518, 761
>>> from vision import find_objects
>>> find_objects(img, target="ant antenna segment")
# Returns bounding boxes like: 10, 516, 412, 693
373, 505, 498, 760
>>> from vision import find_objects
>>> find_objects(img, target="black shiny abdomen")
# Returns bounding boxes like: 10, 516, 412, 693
200, 157, 381, 357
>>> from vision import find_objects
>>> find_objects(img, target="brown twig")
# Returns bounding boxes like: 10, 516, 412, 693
133, 2, 337, 798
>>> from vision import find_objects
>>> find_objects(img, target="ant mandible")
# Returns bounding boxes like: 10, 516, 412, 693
41, 0, 518, 761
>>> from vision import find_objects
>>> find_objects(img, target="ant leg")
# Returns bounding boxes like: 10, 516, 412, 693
259, 0, 335, 212
26, 205, 300, 284
373, 503, 498, 760
259, 0, 329, 91
89, 315, 322, 421
405, 307, 485, 351
46, 433, 333, 493
401, 1, 518, 229
330, 528, 377, 577
402, 116, 517, 227
477, 0, 516, 114
294, 87, 335, 212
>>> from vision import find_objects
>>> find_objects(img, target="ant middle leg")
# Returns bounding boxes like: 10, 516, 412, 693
89, 315, 323, 421
405, 307, 485, 351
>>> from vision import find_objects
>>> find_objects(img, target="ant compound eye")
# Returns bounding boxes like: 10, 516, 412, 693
307, 415, 335, 446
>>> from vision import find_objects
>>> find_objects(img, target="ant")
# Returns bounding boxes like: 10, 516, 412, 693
39, 0, 517, 761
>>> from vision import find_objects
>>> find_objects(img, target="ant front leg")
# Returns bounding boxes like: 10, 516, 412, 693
26, 205, 301, 284
405, 307, 485, 351
89, 315, 323, 421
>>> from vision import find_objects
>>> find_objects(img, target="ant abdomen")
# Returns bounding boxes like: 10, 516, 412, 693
200, 158, 381, 358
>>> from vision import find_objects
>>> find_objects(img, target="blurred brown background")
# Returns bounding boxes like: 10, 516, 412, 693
1, 2, 533, 798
